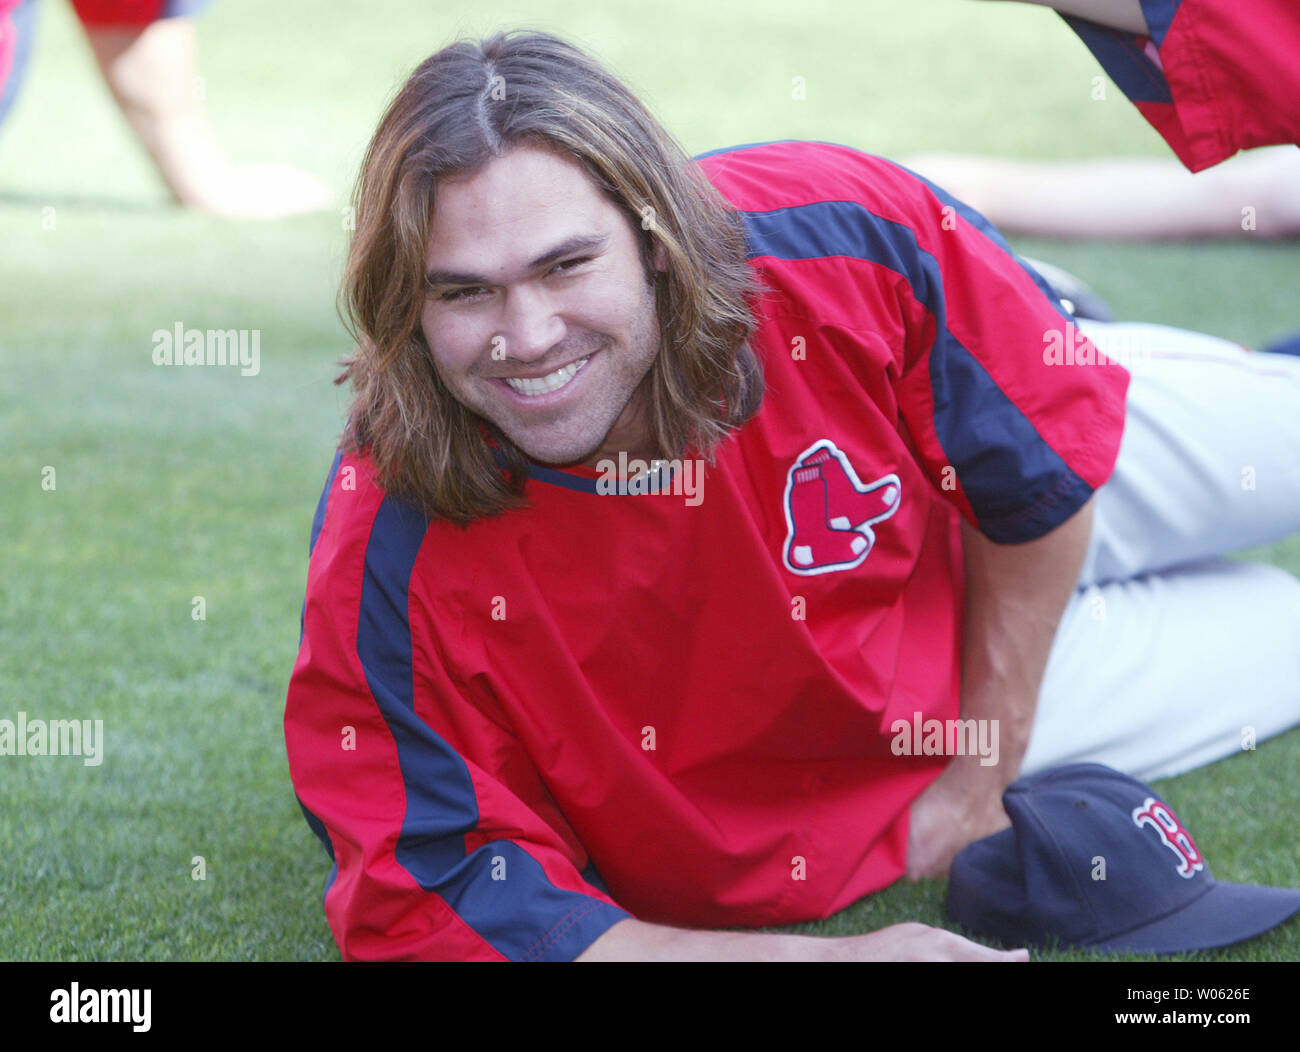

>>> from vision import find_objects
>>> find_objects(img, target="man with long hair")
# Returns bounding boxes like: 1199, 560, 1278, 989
283, 30, 1300, 961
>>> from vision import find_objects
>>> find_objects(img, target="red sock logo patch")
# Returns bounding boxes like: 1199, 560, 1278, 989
782, 440, 901, 576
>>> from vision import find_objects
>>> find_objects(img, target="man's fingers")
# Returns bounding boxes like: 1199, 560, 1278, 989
855, 923, 1030, 961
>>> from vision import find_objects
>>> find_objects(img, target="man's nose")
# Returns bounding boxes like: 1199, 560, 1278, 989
498, 282, 565, 363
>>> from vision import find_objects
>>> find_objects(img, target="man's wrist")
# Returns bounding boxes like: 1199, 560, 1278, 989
940, 744, 1022, 795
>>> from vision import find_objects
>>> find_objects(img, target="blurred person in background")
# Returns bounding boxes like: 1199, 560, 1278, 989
906, 0, 1300, 239
0, 0, 332, 218
902, 147, 1300, 240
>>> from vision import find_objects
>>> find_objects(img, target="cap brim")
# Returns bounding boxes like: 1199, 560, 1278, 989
1086, 881, 1300, 955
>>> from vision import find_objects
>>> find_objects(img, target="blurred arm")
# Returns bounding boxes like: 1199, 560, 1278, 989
902, 149, 1300, 239
981, 0, 1149, 33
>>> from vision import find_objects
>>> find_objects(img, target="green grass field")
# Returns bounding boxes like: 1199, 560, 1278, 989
1, 0, 1296, 961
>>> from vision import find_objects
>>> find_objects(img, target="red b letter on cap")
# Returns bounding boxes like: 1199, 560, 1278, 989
1132, 797, 1204, 879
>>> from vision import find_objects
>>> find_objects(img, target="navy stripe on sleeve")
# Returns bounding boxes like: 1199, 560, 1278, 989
355, 495, 628, 959
890, 161, 1077, 326
739, 197, 1095, 542
309, 450, 344, 557
1062, 14, 1173, 103
1139, 0, 1181, 48
160, 0, 216, 19
298, 795, 336, 862
301, 450, 346, 645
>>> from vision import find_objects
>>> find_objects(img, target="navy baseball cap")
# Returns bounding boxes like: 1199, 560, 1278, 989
945, 763, 1300, 954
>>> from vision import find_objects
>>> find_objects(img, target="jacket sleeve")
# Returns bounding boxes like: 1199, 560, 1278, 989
868, 157, 1131, 543
1060, 0, 1300, 171
284, 453, 630, 961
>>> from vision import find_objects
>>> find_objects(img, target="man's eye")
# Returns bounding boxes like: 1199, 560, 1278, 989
550, 257, 591, 274
440, 286, 487, 302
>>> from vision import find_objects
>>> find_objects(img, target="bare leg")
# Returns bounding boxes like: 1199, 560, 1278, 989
902, 148, 1300, 239
85, 17, 332, 219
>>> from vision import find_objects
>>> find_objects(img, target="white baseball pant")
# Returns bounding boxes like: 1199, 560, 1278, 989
1024, 319, 1300, 781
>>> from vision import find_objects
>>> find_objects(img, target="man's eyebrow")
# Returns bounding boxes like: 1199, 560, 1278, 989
425, 233, 609, 287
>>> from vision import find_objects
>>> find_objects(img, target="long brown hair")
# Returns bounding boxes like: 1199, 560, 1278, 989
337, 30, 764, 525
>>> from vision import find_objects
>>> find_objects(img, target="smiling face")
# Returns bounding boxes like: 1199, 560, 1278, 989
420, 144, 663, 469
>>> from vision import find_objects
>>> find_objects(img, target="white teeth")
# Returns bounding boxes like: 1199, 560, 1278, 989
503, 356, 589, 396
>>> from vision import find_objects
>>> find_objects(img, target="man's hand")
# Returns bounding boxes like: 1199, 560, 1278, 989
829, 923, 1028, 962
577, 917, 1028, 961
